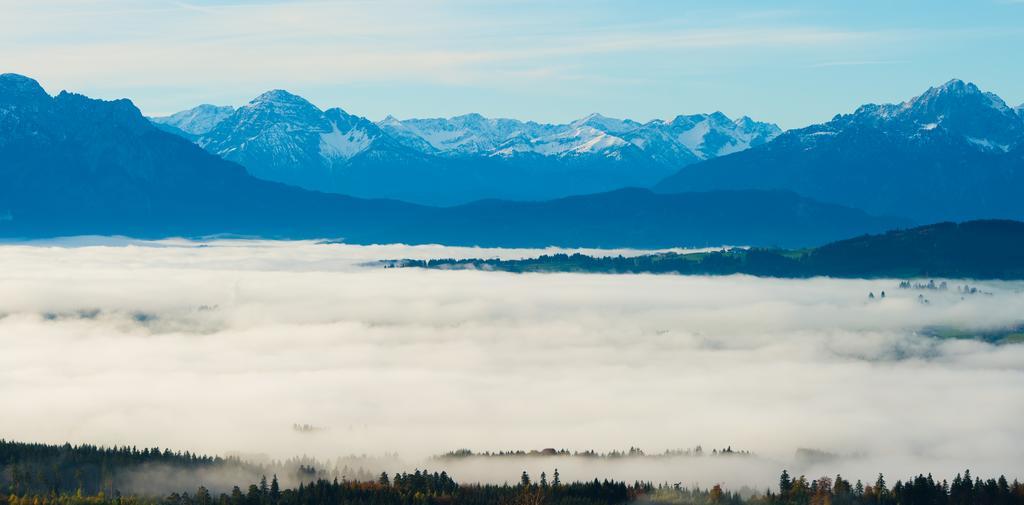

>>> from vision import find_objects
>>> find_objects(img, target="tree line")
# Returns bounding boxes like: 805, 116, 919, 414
0, 440, 253, 497
387, 219, 1024, 280
5, 469, 1023, 505
437, 446, 749, 460
766, 470, 1024, 505
4, 441, 1023, 505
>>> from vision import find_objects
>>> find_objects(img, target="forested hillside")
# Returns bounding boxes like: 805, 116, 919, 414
392, 220, 1024, 280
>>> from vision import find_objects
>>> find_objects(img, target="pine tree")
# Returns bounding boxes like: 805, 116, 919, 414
195, 486, 212, 505
229, 486, 243, 505
269, 475, 280, 504
875, 474, 888, 505
245, 484, 260, 505
781, 470, 794, 499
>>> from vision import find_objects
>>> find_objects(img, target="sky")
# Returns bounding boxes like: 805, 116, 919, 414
1, 0, 1023, 129
2, 239, 1023, 488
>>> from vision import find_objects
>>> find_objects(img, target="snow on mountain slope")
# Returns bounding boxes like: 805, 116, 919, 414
830, 79, 1024, 152
377, 110, 780, 162
569, 113, 643, 135
153, 90, 780, 203
377, 113, 560, 155
624, 112, 781, 166
151, 104, 235, 135
318, 122, 372, 160
493, 125, 634, 158
188, 90, 421, 193
655, 79, 1024, 223
156, 92, 780, 167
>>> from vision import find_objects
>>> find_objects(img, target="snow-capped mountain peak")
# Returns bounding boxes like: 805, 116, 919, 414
707, 111, 731, 123
844, 79, 1024, 152
569, 113, 641, 134
376, 113, 559, 156
641, 112, 782, 161
378, 111, 780, 163
378, 114, 403, 126
655, 78, 1024, 224
732, 115, 756, 128
175, 90, 412, 195
154, 90, 781, 204
920, 78, 974, 98
151, 104, 235, 136
250, 89, 316, 108
909, 78, 1014, 115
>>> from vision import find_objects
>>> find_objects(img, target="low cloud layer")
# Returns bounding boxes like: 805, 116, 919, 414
1, 239, 1022, 490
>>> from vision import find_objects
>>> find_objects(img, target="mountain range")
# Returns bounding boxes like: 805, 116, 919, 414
0, 73, 901, 248
152, 92, 780, 205
5, 72, 1024, 248
655, 79, 1024, 223
153, 78, 1024, 224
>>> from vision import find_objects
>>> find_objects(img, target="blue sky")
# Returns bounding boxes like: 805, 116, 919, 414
1, 0, 1022, 128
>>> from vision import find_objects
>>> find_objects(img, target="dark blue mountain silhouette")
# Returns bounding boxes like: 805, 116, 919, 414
0, 73, 906, 248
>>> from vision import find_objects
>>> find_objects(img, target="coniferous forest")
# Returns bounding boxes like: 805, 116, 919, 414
3, 441, 1023, 505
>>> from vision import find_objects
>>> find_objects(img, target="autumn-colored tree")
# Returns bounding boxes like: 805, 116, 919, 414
710, 484, 724, 504
812, 477, 833, 505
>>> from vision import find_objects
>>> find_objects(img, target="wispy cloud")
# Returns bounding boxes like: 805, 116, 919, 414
807, 60, 904, 68
2, 0, 1018, 127
0, 1, 884, 93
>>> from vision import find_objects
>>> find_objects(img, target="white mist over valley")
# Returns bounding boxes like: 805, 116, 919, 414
1, 239, 1022, 490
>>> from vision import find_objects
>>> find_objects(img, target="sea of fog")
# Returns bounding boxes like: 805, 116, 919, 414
1, 239, 1023, 490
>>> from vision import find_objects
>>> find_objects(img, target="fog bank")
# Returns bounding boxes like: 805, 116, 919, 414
1, 239, 1022, 489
